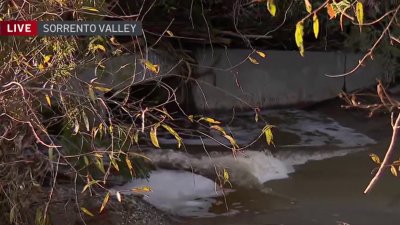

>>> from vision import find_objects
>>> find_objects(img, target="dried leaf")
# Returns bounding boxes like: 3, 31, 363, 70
80, 207, 94, 217
356, 1, 364, 31
88, 85, 96, 101
82, 180, 100, 193
132, 186, 152, 193
210, 125, 227, 135
188, 115, 194, 122
391, 165, 398, 177
267, 0, 277, 16
224, 134, 239, 149
327, 3, 337, 19
82, 111, 90, 132
93, 86, 112, 92
369, 153, 380, 164
126, 157, 134, 176
73, 119, 80, 134
248, 56, 259, 64
95, 157, 106, 174
295, 21, 304, 56
304, 0, 312, 13
99, 192, 110, 213
313, 13, 319, 39
150, 124, 160, 148
256, 51, 266, 58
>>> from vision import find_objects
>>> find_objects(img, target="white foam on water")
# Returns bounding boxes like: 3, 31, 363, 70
113, 169, 232, 217
156, 110, 376, 148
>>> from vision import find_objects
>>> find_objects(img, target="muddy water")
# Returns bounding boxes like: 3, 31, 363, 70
115, 104, 400, 225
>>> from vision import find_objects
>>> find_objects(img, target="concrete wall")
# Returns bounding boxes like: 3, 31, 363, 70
193, 49, 385, 111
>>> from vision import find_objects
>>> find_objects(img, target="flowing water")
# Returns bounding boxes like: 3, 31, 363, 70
114, 108, 400, 225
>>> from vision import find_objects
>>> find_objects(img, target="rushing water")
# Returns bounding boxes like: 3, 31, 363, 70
114, 109, 400, 225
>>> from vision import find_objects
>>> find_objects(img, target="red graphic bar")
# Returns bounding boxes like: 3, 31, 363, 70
0, 21, 38, 36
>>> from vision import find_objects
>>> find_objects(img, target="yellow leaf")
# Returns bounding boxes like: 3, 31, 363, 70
82, 180, 100, 193
82, 6, 99, 12
43, 55, 52, 64
200, 117, 221, 124
166, 30, 174, 37
38, 63, 45, 71
93, 86, 112, 92
188, 115, 194, 122
369, 153, 380, 164
162, 124, 183, 148
80, 207, 94, 217
110, 157, 120, 172
295, 21, 304, 56
132, 186, 152, 193
267, 0, 277, 16
116, 191, 122, 203
126, 157, 133, 176
256, 51, 266, 58
263, 125, 275, 146
93, 44, 106, 52
142, 60, 160, 74
99, 192, 110, 213
210, 125, 227, 135
45, 94, 51, 106
150, 124, 160, 148
391, 165, 398, 177
304, 0, 312, 13
356, 1, 364, 31
95, 157, 106, 174
223, 168, 229, 182
224, 134, 239, 149
313, 13, 319, 39
248, 56, 259, 64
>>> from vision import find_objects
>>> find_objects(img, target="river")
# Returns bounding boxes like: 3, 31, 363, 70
113, 101, 400, 225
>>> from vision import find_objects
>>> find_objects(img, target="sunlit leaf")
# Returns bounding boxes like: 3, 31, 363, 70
150, 124, 160, 148
162, 124, 183, 148
110, 156, 120, 172
188, 115, 194, 122
267, 0, 277, 16
99, 192, 110, 213
142, 60, 160, 74
356, 1, 364, 31
38, 63, 45, 71
304, 0, 312, 13
248, 56, 259, 64
132, 186, 152, 193
369, 153, 380, 164
126, 157, 134, 176
313, 13, 319, 39
80, 207, 94, 217
295, 21, 304, 56
45, 94, 51, 106
391, 165, 398, 177
95, 157, 106, 174
256, 51, 266, 58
